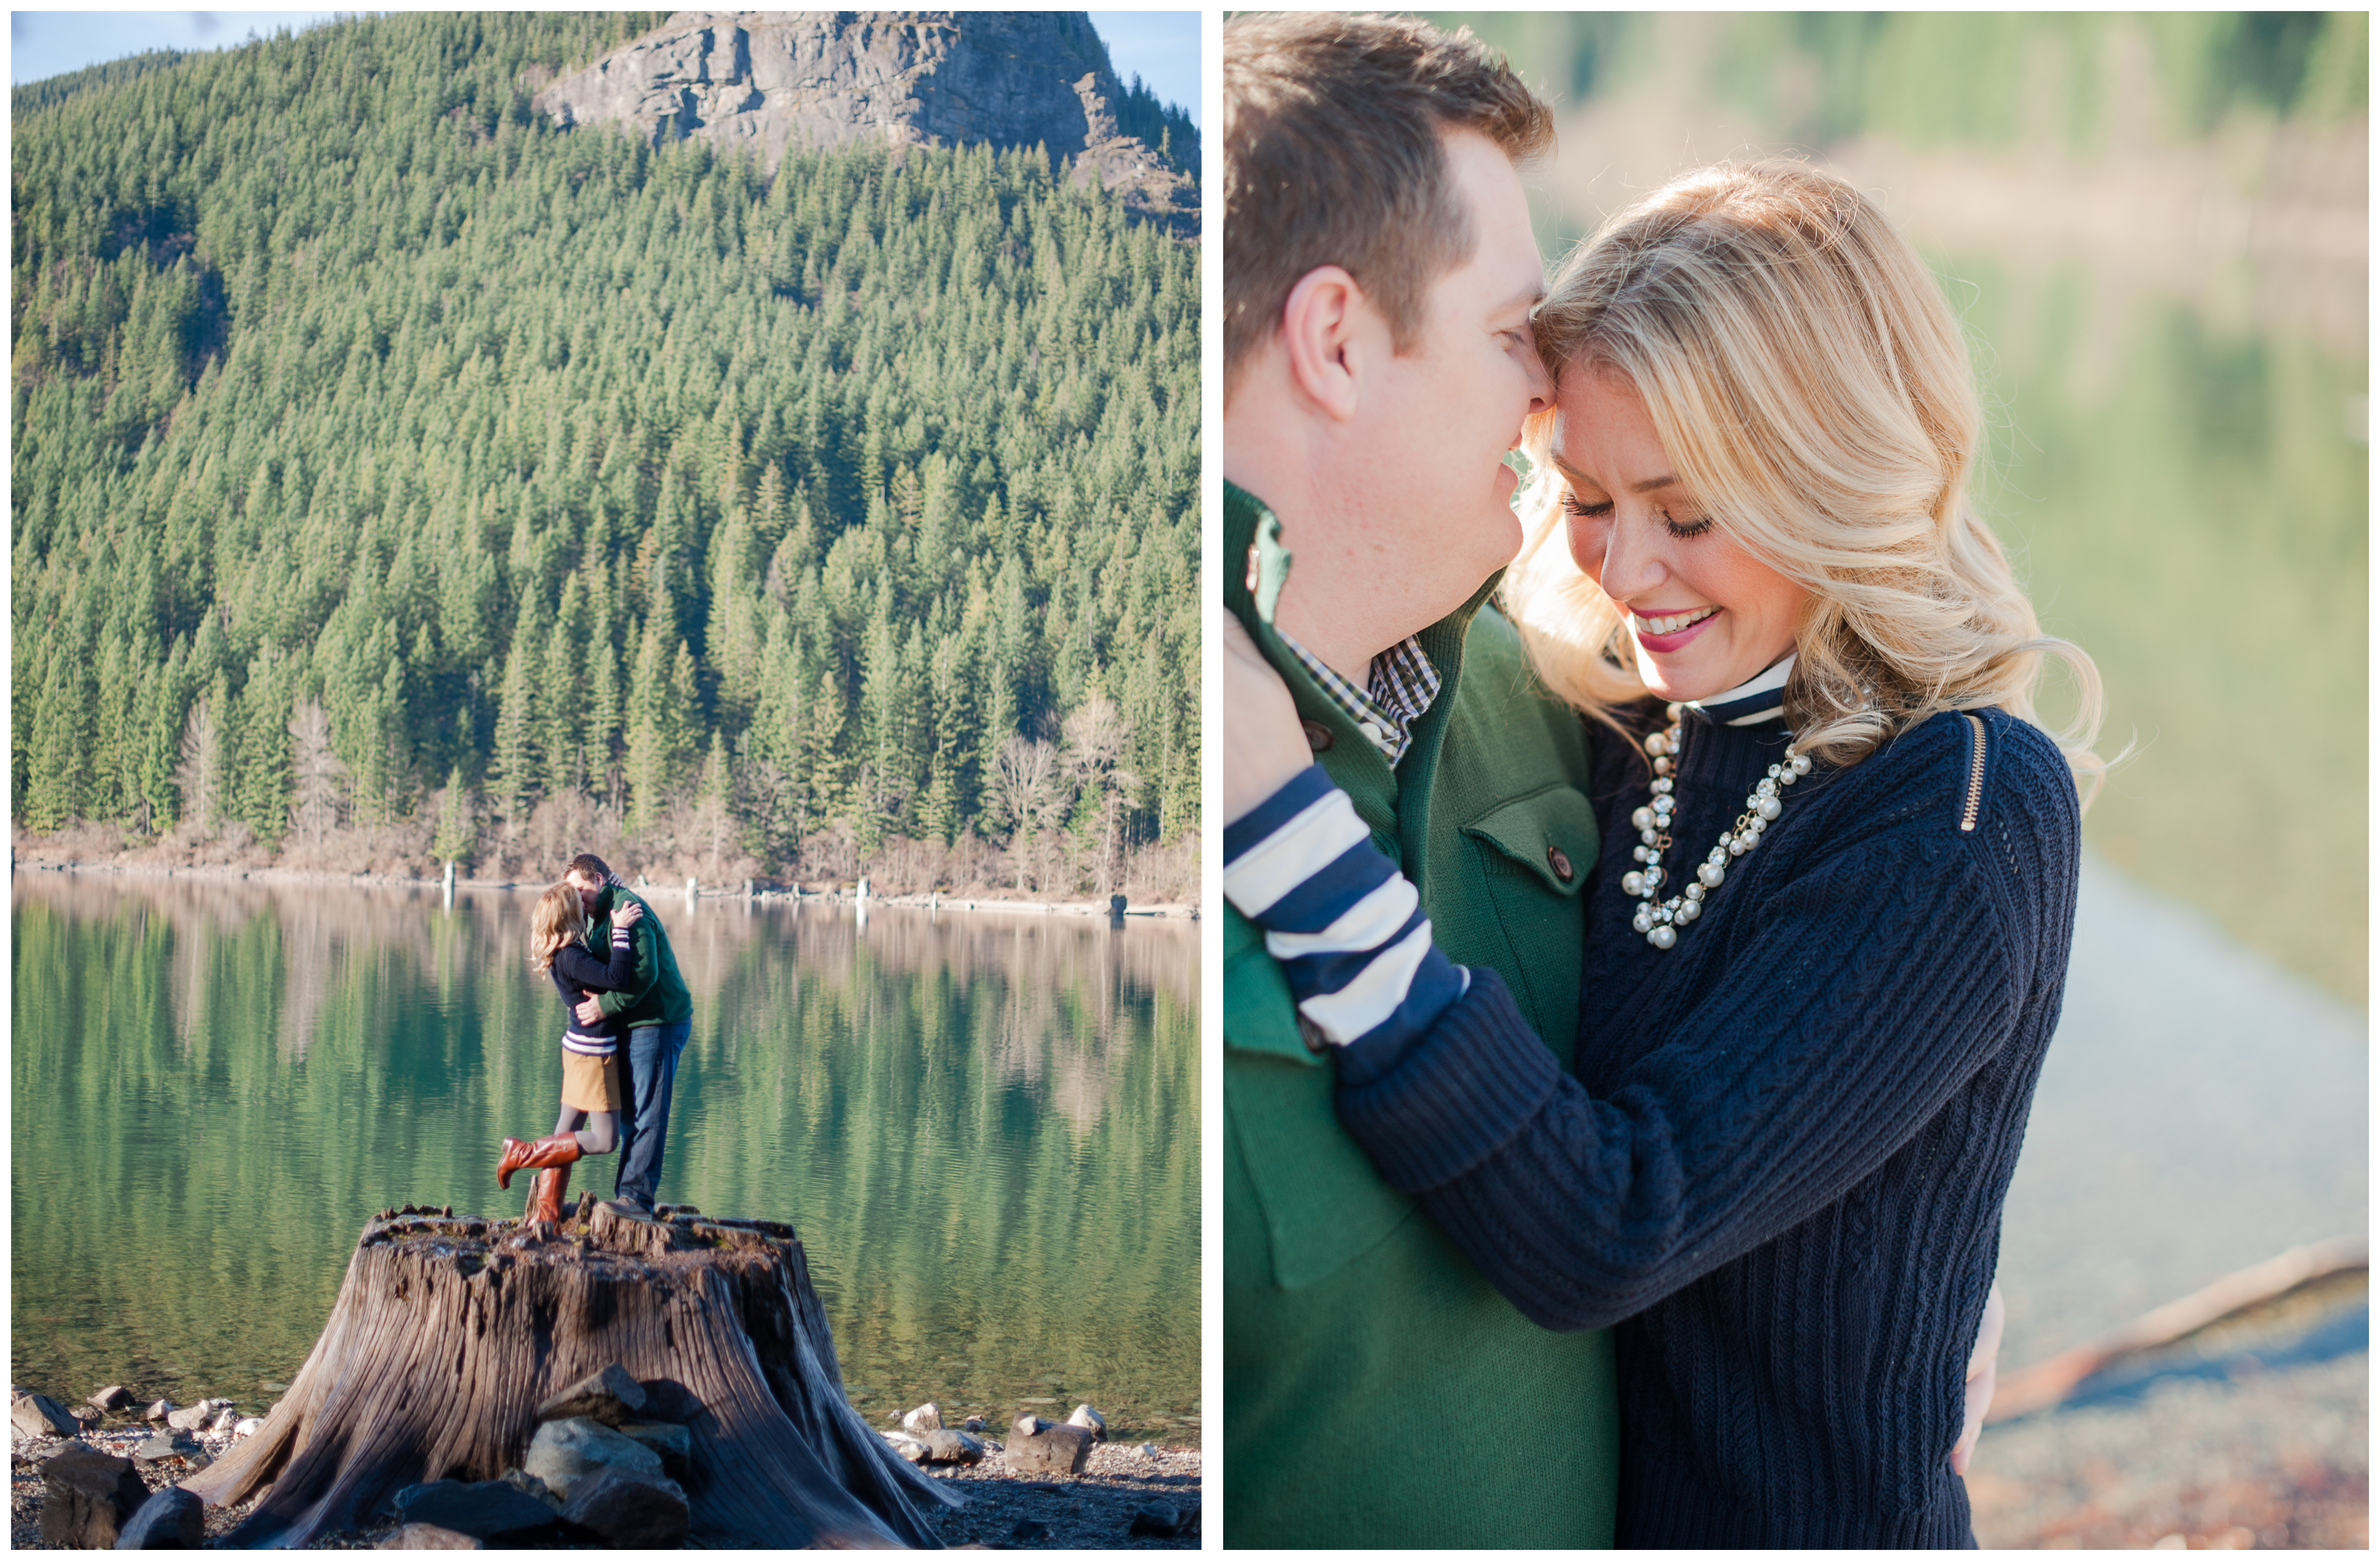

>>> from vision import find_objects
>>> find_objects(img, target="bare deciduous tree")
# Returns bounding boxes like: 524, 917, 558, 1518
176, 697, 224, 838
288, 699, 349, 847
1063, 695, 1140, 897
990, 735, 1064, 892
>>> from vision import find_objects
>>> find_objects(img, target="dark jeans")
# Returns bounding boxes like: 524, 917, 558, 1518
614, 1020, 690, 1207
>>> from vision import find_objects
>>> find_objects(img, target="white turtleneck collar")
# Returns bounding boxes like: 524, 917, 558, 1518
1686, 652, 1795, 728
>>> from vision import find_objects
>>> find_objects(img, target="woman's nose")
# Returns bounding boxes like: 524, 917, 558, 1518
1596, 516, 1666, 605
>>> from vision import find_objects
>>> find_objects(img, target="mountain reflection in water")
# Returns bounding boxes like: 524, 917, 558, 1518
11, 874, 1200, 1432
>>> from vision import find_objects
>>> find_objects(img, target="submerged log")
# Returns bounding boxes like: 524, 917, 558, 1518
181, 1198, 958, 1547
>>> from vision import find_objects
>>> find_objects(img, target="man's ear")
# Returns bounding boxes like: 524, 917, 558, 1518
1278, 265, 1373, 423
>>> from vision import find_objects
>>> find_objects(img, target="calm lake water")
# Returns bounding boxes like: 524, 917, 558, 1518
10, 874, 1200, 1435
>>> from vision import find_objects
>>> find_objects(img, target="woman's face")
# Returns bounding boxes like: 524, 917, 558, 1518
1552, 367, 1809, 704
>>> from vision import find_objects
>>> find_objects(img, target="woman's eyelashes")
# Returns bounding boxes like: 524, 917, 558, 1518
1561, 490, 1715, 539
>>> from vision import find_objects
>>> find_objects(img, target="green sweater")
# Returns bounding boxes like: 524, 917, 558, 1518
1223, 483, 1619, 1548
587, 885, 694, 1030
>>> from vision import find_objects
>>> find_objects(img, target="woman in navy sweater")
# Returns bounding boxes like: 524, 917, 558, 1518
1223, 160, 2105, 1547
496, 883, 645, 1223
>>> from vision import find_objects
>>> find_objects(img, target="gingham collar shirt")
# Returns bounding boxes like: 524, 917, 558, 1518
1276, 633, 1444, 765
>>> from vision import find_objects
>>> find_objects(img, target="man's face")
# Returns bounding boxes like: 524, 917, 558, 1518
566, 872, 602, 918
1355, 129, 1552, 616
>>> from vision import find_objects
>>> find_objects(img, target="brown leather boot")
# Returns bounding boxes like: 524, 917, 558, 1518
497, 1134, 583, 1190
525, 1160, 573, 1225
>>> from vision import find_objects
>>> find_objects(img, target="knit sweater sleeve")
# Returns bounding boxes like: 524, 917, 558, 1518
553, 920, 638, 994
1334, 719, 2076, 1331
593, 909, 661, 1017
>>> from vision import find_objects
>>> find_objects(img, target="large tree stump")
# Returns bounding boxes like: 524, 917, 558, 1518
181, 1199, 959, 1547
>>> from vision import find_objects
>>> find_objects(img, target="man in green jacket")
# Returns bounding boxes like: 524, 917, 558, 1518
565, 852, 694, 1212
1221, 14, 1618, 1547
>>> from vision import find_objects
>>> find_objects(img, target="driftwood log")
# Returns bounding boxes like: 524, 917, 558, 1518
1988, 1234, 2370, 1422
181, 1198, 959, 1547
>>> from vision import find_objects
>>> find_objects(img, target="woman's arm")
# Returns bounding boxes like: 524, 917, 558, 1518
1336, 735, 2073, 1331
1234, 716, 2074, 1332
553, 914, 639, 994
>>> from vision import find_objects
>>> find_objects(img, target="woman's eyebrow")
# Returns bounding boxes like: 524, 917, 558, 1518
1549, 455, 1600, 490
1550, 456, 1682, 496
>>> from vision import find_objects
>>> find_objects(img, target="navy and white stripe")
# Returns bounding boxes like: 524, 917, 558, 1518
1688, 652, 1795, 727
559, 922, 635, 1057
1224, 766, 1468, 1056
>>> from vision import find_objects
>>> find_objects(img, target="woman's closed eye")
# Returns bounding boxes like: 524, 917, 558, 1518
1565, 490, 1715, 541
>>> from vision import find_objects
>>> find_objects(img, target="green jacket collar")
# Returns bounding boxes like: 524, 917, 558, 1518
1223, 481, 1506, 1064
1224, 482, 1504, 832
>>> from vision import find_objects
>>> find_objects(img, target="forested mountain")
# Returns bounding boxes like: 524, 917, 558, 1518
12, 10, 1200, 898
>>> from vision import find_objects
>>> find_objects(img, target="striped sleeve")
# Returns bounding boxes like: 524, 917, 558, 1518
1223, 766, 1468, 1067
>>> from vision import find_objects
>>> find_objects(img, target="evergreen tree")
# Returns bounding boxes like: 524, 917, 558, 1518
11, 9, 1198, 888
430, 763, 477, 867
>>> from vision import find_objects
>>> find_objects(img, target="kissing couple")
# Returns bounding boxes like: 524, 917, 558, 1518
1221, 14, 2104, 1549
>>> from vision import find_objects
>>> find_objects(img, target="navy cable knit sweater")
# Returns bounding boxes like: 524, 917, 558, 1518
1333, 702, 2081, 1548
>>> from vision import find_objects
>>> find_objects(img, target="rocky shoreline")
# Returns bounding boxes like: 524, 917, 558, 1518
11, 1385, 1199, 1549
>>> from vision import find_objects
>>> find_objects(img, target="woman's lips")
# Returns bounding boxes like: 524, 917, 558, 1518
1630, 606, 1721, 654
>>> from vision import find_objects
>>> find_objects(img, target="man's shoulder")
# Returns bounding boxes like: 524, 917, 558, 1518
1438, 604, 1593, 791
1451, 604, 1564, 717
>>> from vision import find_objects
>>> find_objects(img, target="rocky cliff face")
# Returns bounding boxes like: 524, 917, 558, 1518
533, 12, 1195, 232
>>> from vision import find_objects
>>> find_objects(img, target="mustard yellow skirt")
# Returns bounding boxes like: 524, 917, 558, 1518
560, 1050, 628, 1114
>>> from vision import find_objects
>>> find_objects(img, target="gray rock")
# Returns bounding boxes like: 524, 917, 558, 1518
1134, 1442, 1158, 1460
533, 1363, 646, 1428
391, 1478, 562, 1543
962, 1415, 986, 1433
131, 1436, 192, 1464
140, 1400, 174, 1423
496, 1468, 561, 1510
901, 1400, 943, 1435
616, 1420, 693, 1480
557, 1464, 689, 1549
882, 1430, 931, 1463
165, 1399, 231, 1432
535, 12, 1111, 166
14, 1391, 80, 1440
114, 1484, 204, 1549
88, 1385, 137, 1414
1064, 1403, 1106, 1443
1128, 1502, 1186, 1538
230, 1419, 264, 1439
527, 12, 1197, 232
377, 1524, 483, 1550
921, 1428, 985, 1465
210, 1408, 241, 1434
1005, 1413, 1092, 1476
1009, 1518, 1052, 1543
522, 1415, 663, 1502
39, 1443, 148, 1547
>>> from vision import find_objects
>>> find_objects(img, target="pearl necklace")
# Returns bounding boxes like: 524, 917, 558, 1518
1620, 704, 1812, 950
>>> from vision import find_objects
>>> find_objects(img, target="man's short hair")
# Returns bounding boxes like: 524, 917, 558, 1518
1223, 13, 1554, 394
566, 853, 613, 885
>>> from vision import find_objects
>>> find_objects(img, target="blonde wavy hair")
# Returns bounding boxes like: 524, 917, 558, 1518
1503, 158, 2105, 796
529, 883, 583, 976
